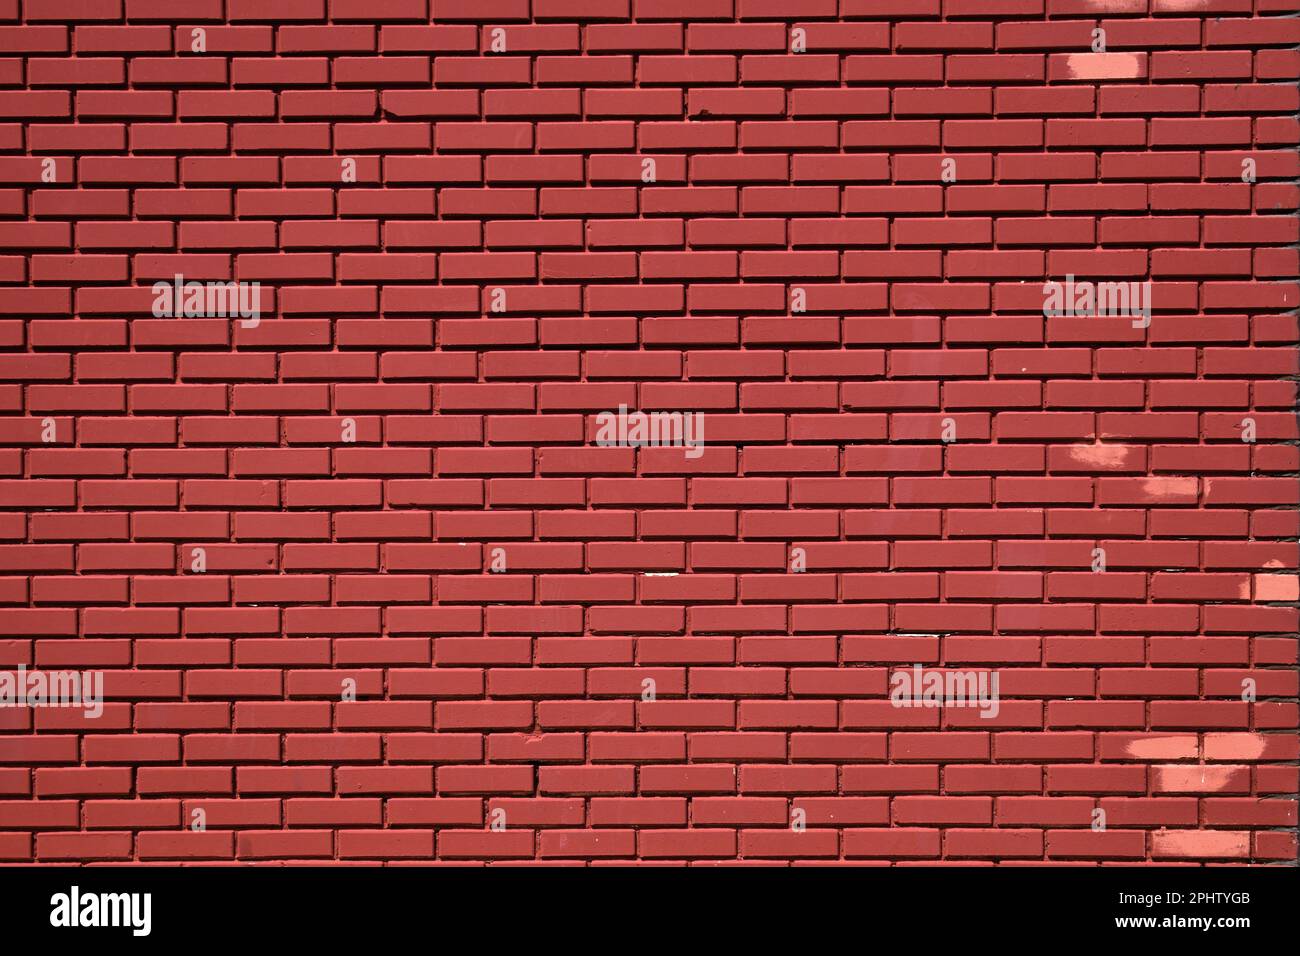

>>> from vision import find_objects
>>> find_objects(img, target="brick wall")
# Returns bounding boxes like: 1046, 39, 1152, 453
0, 0, 1297, 865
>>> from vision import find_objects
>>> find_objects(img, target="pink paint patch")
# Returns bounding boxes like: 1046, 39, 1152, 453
1066, 442, 1132, 468
1139, 476, 1197, 501
1255, 574, 1299, 602
1153, 764, 1248, 793
1203, 733, 1269, 761
1152, 829, 1249, 859
1062, 53, 1145, 81
1124, 735, 1198, 760
1152, 0, 1213, 11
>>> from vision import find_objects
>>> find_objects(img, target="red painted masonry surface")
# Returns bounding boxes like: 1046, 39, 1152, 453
0, 0, 1297, 867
